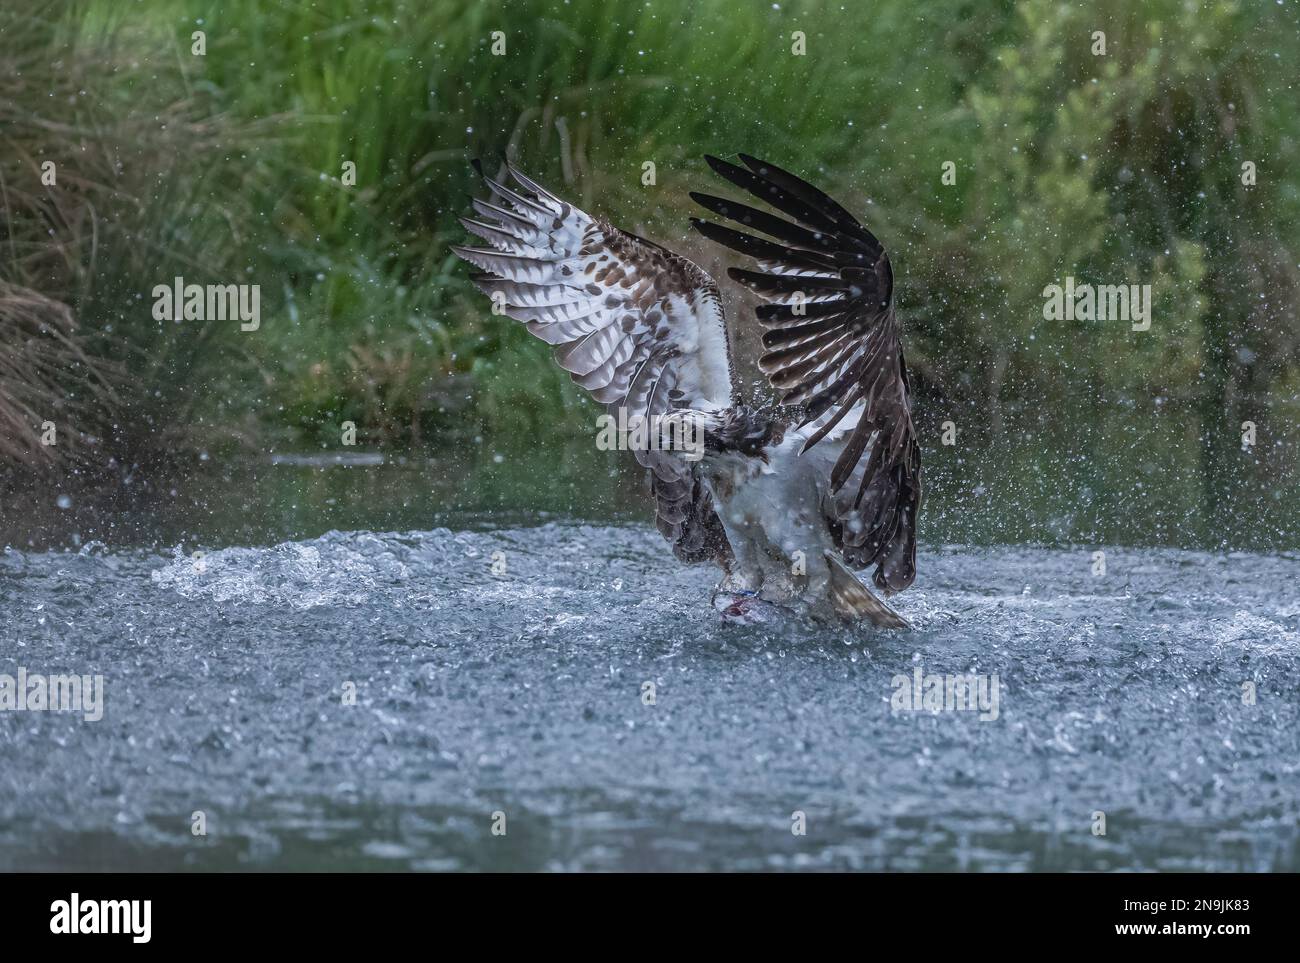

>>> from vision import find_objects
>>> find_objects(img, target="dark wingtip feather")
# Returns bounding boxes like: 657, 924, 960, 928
704, 154, 750, 183
688, 216, 735, 247
705, 153, 747, 178
734, 152, 880, 251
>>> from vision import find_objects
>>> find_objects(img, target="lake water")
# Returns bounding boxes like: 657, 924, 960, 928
2, 503, 1298, 870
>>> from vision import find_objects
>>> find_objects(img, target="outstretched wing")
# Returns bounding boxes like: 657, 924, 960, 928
690, 154, 920, 594
452, 161, 735, 564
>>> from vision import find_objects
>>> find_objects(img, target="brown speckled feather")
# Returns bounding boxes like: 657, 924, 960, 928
453, 161, 736, 566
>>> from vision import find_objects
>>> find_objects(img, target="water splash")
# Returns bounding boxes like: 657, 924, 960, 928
2, 523, 1298, 870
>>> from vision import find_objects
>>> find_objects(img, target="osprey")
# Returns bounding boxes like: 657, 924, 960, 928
452, 155, 920, 628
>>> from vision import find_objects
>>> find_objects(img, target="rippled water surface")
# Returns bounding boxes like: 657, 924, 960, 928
2, 523, 1298, 871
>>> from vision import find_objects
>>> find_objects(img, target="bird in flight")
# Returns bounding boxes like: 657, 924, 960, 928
452, 154, 920, 628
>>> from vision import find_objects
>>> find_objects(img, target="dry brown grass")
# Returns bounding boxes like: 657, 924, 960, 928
0, 4, 262, 481
0, 282, 119, 468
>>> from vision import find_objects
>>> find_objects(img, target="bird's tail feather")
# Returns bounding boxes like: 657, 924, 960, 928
824, 551, 910, 628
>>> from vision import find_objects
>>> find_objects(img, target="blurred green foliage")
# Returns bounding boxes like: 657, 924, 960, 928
2, 0, 1298, 546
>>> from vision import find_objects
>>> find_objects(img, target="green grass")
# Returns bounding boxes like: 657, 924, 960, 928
3, 0, 1299, 547
158, 0, 995, 447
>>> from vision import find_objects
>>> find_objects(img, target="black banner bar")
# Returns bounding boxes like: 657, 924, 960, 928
0, 871, 1284, 948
